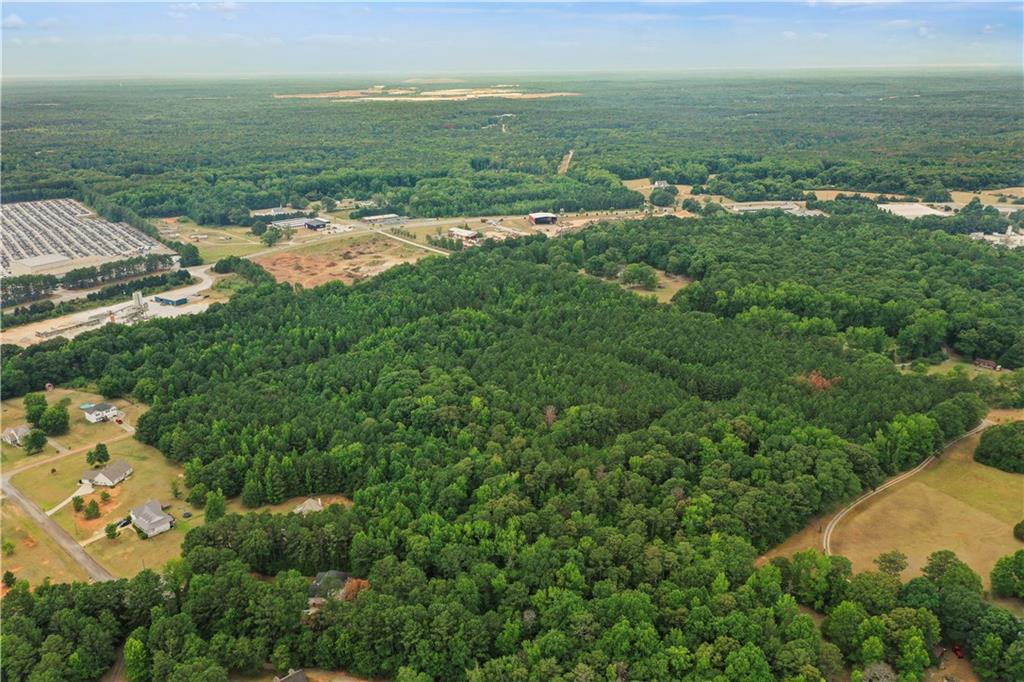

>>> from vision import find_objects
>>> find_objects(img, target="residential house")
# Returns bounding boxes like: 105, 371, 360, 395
82, 402, 119, 423
2, 424, 32, 447
293, 497, 323, 515
80, 460, 134, 487
130, 500, 173, 537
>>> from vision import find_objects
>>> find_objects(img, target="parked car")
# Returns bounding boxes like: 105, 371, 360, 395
183, 511, 192, 519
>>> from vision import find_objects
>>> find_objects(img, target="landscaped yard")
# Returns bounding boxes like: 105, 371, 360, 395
0, 498, 88, 589
41, 440, 187, 540
1, 397, 57, 467
89, 515, 196, 578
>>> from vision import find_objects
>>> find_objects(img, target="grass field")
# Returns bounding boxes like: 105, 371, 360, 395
192, 227, 266, 262
772, 410, 1024, 590
0, 498, 89, 588
46, 439, 186, 539
1, 398, 58, 467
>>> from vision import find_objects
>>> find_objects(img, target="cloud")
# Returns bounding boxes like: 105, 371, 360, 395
782, 30, 798, 40
811, 32, 829, 40
38, 17, 60, 28
2, 13, 27, 29
299, 33, 392, 46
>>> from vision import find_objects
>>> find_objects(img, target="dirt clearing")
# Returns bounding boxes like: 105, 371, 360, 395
254, 235, 431, 287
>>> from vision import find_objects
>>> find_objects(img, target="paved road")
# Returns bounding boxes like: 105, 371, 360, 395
822, 420, 992, 556
1, 474, 114, 582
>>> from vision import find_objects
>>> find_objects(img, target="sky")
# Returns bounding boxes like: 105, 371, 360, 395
2, 2, 1021, 77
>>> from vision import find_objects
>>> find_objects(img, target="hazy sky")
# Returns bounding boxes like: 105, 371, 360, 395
2, 2, 1021, 77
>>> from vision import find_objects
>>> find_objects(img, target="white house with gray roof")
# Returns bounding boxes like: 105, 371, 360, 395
82, 402, 119, 423
130, 500, 173, 537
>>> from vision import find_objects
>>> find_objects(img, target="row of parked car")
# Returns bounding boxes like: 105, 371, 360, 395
1, 199, 163, 274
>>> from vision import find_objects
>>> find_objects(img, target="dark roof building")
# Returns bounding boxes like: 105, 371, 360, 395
305, 218, 329, 230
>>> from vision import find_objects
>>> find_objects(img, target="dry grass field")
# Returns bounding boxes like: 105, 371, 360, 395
0, 498, 89, 589
225, 492, 353, 516
767, 410, 1024, 590
949, 186, 1024, 206
253, 234, 431, 287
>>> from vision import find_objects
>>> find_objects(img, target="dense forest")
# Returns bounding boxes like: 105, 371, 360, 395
3, 226, 1022, 680
570, 209, 1024, 367
2, 72, 1021, 223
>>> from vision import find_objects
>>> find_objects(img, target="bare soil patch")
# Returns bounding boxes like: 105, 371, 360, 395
254, 235, 427, 287
275, 85, 577, 102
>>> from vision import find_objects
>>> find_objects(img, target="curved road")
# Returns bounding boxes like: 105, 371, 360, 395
822, 421, 992, 556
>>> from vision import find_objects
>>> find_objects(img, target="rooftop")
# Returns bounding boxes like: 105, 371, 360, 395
82, 459, 133, 483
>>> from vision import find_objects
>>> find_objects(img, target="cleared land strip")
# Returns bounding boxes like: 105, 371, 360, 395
1, 475, 114, 582
558, 149, 575, 175
822, 420, 992, 556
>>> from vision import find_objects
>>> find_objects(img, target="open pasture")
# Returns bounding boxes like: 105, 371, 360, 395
0, 498, 89, 589
827, 410, 1024, 588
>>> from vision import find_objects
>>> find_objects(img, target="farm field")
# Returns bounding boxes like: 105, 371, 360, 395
809, 410, 1024, 588
253, 233, 434, 287
0, 498, 89, 588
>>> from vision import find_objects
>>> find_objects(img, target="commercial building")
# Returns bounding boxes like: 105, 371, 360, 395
154, 295, 188, 306
304, 218, 330, 231
449, 227, 479, 240
528, 212, 558, 225
362, 213, 402, 225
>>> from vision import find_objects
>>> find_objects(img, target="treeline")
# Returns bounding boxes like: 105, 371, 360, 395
8, 75, 1019, 228
63, 253, 174, 289
210, 256, 276, 286
974, 422, 1024, 473
1, 274, 59, 307
564, 212, 1024, 367
1, 270, 192, 328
